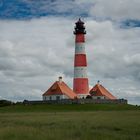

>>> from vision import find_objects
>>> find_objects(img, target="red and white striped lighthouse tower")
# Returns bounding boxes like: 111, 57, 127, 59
73, 18, 89, 98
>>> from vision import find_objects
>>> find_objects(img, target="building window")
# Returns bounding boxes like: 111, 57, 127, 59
56, 96, 60, 100
97, 97, 101, 100
49, 96, 52, 100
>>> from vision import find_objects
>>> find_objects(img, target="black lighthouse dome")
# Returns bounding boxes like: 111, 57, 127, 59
74, 18, 86, 34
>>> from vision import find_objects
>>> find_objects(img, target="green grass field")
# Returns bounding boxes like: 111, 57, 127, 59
0, 104, 140, 140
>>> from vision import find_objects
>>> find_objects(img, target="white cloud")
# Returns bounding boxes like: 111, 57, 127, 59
0, 17, 140, 105
89, 0, 140, 20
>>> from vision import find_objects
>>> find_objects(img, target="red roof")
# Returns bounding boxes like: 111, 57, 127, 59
89, 83, 116, 99
43, 81, 78, 99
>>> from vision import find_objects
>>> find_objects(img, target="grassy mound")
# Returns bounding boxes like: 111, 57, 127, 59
0, 103, 140, 113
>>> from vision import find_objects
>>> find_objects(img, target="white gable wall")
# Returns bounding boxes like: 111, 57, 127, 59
43, 94, 69, 101
92, 96, 105, 99
78, 94, 89, 99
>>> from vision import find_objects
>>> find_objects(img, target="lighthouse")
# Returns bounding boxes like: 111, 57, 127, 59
73, 18, 89, 98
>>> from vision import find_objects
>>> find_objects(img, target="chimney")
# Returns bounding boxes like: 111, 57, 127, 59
58, 76, 62, 83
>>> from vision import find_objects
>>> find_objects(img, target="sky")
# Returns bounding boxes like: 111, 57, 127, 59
0, 0, 140, 105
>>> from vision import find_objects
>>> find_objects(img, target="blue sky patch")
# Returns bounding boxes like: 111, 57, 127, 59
123, 20, 140, 28
0, 0, 91, 19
